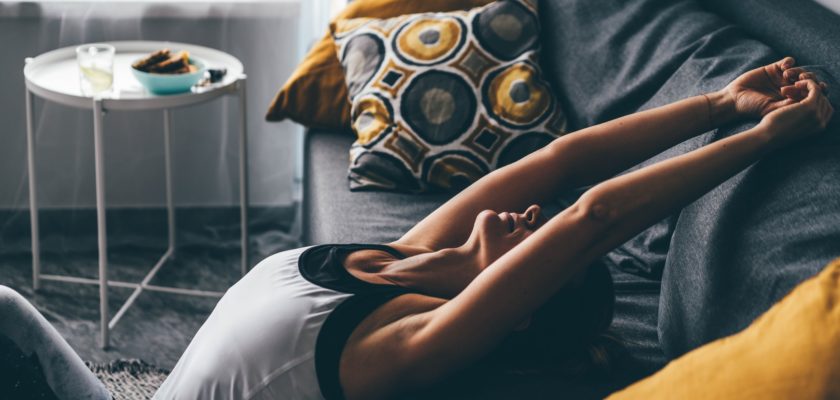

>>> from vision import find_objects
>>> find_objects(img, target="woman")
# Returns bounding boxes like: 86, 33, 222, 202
154, 58, 832, 400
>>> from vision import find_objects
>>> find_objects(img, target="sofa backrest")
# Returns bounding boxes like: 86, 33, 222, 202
705, 0, 840, 71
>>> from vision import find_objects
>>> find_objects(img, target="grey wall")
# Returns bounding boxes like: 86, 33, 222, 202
0, 2, 302, 209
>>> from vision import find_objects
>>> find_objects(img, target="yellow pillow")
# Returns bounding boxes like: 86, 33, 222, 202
264, 0, 495, 130
608, 258, 840, 400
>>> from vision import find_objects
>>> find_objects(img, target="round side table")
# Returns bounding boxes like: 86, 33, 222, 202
24, 41, 250, 349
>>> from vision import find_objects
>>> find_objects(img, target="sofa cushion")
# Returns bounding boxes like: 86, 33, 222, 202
264, 0, 495, 130
302, 129, 451, 245
538, 0, 760, 130
331, 0, 567, 193
703, 0, 840, 70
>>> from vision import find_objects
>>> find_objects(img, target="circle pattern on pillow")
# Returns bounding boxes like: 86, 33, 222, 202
340, 33, 385, 98
423, 151, 489, 192
497, 132, 555, 167
335, 0, 568, 193
349, 150, 421, 192
473, 1, 538, 61
352, 93, 394, 147
401, 71, 477, 144
483, 62, 553, 129
394, 16, 467, 66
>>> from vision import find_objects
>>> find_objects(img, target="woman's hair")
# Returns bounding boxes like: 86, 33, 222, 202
485, 259, 619, 377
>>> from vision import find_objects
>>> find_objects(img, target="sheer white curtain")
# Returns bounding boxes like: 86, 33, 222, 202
814, 0, 840, 15
0, 0, 319, 213
292, 0, 346, 195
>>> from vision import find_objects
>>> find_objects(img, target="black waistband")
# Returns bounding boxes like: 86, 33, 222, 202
315, 291, 405, 400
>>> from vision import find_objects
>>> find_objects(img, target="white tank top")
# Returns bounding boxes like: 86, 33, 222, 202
154, 244, 409, 400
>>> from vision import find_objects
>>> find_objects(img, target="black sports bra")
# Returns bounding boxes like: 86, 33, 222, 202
298, 243, 411, 400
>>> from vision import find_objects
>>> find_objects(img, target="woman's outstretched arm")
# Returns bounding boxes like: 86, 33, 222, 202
397, 57, 806, 251
558, 56, 812, 188
391, 79, 833, 394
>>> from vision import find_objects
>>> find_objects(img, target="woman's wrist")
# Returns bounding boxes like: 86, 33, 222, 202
747, 120, 779, 153
703, 90, 739, 128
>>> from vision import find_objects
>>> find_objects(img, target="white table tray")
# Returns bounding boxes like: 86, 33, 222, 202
24, 41, 250, 349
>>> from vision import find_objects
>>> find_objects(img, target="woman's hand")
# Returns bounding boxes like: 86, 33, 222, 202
756, 79, 834, 148
723, 57, 830, 119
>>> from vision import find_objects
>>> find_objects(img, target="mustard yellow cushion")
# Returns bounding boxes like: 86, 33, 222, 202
264, 0, 495, 130
608, 257, 840, 400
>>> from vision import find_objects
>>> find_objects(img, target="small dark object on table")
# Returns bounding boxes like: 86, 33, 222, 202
208, 68, 227, 83
195, 68, 228, 88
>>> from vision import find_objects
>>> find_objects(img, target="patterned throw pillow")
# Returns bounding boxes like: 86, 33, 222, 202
265, 0, 495, 130
334, 0, 568, 192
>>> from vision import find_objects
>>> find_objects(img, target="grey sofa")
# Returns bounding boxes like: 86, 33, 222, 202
300, 0, 840, 398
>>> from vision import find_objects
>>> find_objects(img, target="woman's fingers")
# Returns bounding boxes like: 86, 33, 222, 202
781, 84, 806, 100
783, 78, 831, 102
799, 72, 817, 81
781, 84, 797, 97
796, 79, 822, 103
763, 57, 797, 86
778, 56, 796, 70
791, 71, 828, 94
767, 98, 797, 113
783, 67, 805, 82
797, 79, 835, 130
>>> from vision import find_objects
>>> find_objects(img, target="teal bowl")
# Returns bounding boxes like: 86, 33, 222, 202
131, 57, 206, 94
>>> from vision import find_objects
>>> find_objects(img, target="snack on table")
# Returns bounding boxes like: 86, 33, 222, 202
131, 49, 171, 71
133, 49, 197, 74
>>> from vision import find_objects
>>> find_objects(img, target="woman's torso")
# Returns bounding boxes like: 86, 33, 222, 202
154, 243, 441, 400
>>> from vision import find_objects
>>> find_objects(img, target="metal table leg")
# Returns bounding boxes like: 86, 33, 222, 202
106, 108, 178, 337
26, 89, 41, 291
164, 109, 175, 251
238, 77, 249, 276
92, 98, 109, 349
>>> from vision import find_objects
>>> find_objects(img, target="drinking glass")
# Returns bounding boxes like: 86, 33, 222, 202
76, 44, 115, 96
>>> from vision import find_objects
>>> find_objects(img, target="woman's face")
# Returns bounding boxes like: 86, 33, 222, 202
383, 204, 546, 299
470, 204, 544, 265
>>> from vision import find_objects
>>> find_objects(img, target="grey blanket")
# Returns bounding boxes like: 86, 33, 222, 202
540, 0, 840, 360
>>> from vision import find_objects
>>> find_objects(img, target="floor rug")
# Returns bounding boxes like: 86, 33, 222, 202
88, 359, 169, 400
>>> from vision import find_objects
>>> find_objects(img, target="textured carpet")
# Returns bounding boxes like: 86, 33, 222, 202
0, 206, 299, 372
89, 360, 169, 400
